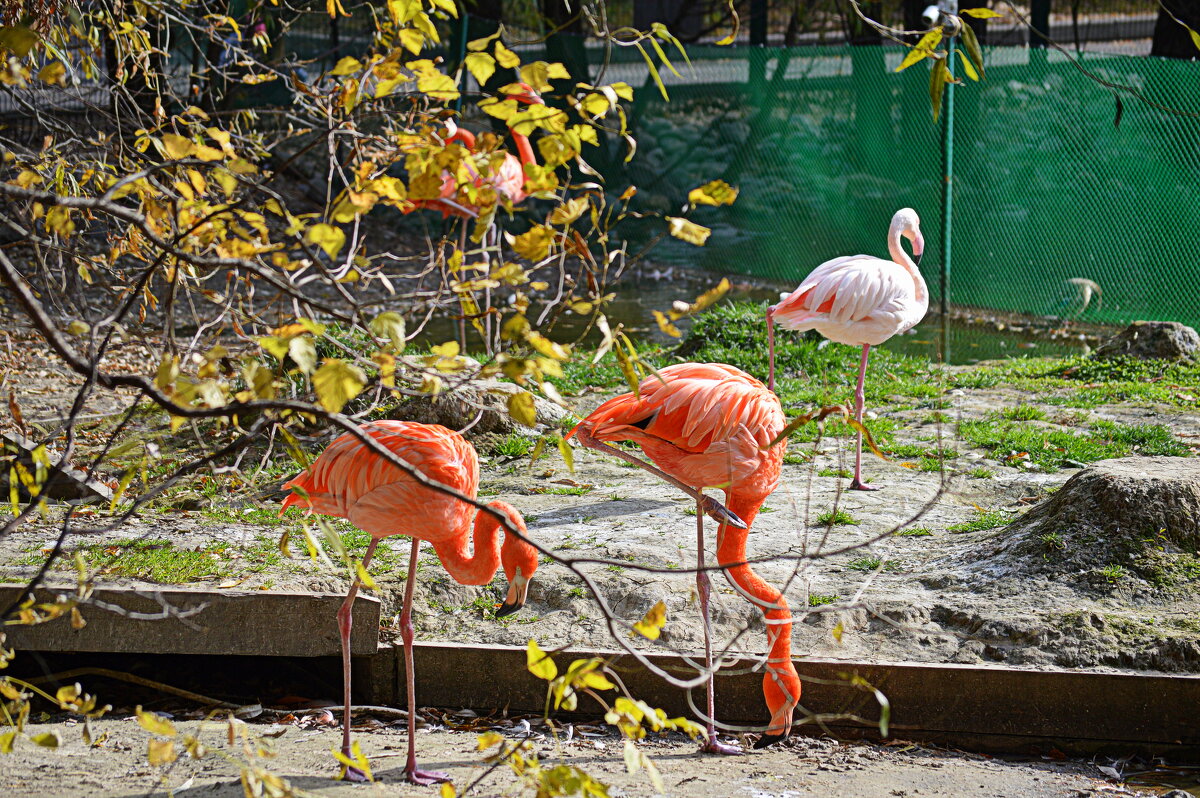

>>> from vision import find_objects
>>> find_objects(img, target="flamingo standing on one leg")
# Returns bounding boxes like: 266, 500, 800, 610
767, 207, 927, 491
569, 363, 800, 752
281, 421, 538, 785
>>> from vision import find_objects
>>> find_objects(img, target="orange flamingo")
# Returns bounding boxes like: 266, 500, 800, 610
281, 421, 538, 784
405, 83, 545, 219
569, 363, 800, 752
767, 208, 927, 490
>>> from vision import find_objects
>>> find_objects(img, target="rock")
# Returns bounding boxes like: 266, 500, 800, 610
971, 456, 1200, 589
382, 378, 567, 438
0, 431, 113, 503
1093, 321, 1199, 361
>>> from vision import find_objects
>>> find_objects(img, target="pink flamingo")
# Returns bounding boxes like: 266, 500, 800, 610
767, 208, 927, 490
405, 83, 545, 219
281, 421, 538, 784
569, 363, 800, 752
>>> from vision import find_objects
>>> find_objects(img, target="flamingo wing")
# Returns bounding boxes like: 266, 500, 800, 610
282, 421, 478, 538
774, 255, 914, 328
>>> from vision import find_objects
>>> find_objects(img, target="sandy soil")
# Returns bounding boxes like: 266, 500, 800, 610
0, 716, 1159, 798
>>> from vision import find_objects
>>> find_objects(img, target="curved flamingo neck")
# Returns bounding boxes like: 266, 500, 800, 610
446, 123, 476, 149
431, 508, 503, 586
887, 225, 928, 306
511, 131, 536, 169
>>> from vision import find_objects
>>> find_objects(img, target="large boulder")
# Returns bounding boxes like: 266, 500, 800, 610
971, 457, 1200, 591
1093, 321, 1199, 361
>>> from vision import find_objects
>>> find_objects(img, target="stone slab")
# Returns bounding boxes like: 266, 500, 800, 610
382, 642, 1200, 758
1, 585, 379, 657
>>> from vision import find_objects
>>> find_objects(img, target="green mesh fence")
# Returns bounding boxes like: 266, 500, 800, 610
618, 44, 1200, 331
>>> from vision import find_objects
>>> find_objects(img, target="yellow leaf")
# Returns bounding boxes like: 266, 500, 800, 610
330, 56, 360, 76
398, 27, 425, 55
37, 61, 66, 85
369, 312, 406, 351
959, 49, 979, 81
354, 560, 377, 589
895, 29, 942, 72
0, 25, 39, 57
0, 731, 15, 753
688, 179, 739, 207
507, 391, 537, 428
136, 706, 176, 737
431, 340, 460, 359
29, 731, 60, 748
652, 310, 682, 338
961, 7, 1003, 18
160, 133, 195, 160
476, 731, 503, 750
305, 223, 346, 260
1190, 27, 1200, 53
312, 359, 367, 413
440, 783, 457, 798
147, 738, 176, 765
666, 217, 711, 246
526, 640, 557, 680
508, 225, 553, 261
832, 621, 844, 643
556, 434, 574, 474
632, 600, 667, 640
465, 52, 495, 86
548, 197, 587, 226
494, 41, 520, 69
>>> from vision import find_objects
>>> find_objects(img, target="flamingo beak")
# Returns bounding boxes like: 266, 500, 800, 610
495, 570, 530, 618
912, 233, 925, 268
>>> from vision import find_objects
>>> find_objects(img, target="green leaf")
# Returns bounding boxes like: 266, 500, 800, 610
895, 29, 942, 73
1191, 27, 1200, 53
526, 639, 557, 680
959, 23, 986, 81
0, 730, 15, 754
305, 223, 345, 261
961, 7, 1002, 18
666, 217, 711, 246
929, 59, 949, 123
312, 359, 367, 413
0, 25, 39, 57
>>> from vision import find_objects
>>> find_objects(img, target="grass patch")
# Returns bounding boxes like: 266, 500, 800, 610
817, 467, 853, 479
999, 404, 1047, 421
69, 537, 281, 583
896, 527, 933, 537
947, 509, 1013, 534
816, 508, 860, 526
951, 355, 1200, 408
490, 434, 534, 458
808, 593, 840, 607
958, 417, 1189, 472
967, 467, 995, 479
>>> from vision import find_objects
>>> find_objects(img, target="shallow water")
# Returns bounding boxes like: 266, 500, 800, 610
416, 274, 1099, 366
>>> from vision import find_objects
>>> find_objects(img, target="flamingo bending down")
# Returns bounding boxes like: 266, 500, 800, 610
767, 208, 927, 491
569, 363, 800, 751
405, 84, 545, 219
281, 421, 537, 784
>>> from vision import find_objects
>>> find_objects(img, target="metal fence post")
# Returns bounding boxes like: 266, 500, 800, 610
939, 1, 957, 363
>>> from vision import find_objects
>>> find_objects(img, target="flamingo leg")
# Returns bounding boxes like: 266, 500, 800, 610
849, 344, 878, 491
766, 306, 776, 393
572, 428, 747, 530
337, 538, 379, 782
400, 539, 450, 786
695, 499, 741, 755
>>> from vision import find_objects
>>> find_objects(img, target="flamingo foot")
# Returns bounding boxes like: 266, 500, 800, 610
848, 479, 878, 492
699, 736, 743, 755
342, 765, 370, 783
701, 495, 747, 529
405, 767, 451, 786
753, 733, 786, 749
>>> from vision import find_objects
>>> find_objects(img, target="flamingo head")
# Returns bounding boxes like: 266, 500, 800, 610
891, 207, 923, 267
492, 501, 538, 618
505, 82, 545, 106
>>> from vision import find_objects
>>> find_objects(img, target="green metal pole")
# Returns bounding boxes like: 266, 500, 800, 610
939, 22, 956, 364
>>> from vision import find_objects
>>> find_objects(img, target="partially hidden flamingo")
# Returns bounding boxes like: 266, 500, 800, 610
768, 207, 927, 491
569, 362, 800, 751
405, 83, 545, 219
281, 421, 538, 784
